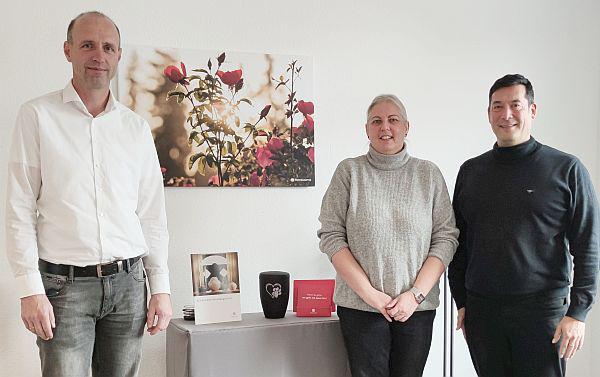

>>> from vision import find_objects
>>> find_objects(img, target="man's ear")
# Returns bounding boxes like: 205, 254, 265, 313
530, 103, 537, 120
63, 41, 72, 62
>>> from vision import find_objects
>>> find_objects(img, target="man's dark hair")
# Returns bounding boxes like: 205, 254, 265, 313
488, 74, 534, 107
66, 11, 121, 47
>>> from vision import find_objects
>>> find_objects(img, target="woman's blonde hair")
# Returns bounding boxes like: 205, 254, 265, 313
366, 94, 408, 122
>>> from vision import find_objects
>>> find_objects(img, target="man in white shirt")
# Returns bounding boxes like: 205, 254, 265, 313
6, 11, 172, 377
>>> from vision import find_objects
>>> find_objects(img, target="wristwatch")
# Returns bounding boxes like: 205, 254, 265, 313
409, 287, 426, 304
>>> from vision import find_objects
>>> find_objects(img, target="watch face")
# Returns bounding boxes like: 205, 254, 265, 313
411, 288, 425, 304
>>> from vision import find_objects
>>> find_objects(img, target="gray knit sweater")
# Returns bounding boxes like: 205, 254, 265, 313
318, 145, 459, 312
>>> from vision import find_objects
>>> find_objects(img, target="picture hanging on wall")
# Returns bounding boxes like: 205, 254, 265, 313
118, 46, 315, 187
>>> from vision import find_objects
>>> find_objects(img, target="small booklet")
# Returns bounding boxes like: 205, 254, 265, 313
190, 252, 241, 325
293, 279, 336, 317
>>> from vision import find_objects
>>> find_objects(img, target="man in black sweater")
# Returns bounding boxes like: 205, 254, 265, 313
449, 74, 599, 377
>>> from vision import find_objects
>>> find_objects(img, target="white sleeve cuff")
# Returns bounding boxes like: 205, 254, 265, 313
147, 273, 171, 295
17, 273, 45, 298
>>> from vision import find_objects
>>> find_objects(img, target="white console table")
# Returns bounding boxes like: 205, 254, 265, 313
166, 312, 351, 377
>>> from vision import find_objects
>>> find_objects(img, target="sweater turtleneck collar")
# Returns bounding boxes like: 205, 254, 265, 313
366, 144, 410, 170
492, 137, 541, 163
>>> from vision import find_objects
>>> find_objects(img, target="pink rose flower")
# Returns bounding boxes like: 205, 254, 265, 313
208, 175, 221, 186
256, 147, 274, 168
164, 62, 189, 85
297, 100, 314, 115
249, 171, 260, 187
216, 69, 243, 86
267, 137, 284, 152
302, 115, 314, 133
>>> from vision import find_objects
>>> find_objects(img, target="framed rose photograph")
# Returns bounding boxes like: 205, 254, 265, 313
118, 46, 315, 187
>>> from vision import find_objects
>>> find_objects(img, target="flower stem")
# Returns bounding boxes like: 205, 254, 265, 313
223, 118, 261, 177
184, 87, 218, 165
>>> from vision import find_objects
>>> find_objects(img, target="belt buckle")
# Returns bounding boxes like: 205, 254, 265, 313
96, 260, 124, 277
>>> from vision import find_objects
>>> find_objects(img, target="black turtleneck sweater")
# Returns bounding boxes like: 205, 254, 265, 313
448, 137, 599, 321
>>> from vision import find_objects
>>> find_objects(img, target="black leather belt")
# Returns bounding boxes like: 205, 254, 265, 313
39, 256, 142, 278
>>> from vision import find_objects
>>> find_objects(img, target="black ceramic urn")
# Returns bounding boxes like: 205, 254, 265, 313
259, 271, 290, 319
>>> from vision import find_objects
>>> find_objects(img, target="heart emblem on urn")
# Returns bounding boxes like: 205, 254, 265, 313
265, 283, 282, 299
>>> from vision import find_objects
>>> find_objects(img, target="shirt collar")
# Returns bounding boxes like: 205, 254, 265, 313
62, 80, 118, 115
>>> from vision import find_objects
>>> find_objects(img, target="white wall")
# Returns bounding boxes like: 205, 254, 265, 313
1, 1, 599, 376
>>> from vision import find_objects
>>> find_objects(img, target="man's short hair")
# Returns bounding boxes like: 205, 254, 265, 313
66, 11, 121, 46
488, 74, 535, 107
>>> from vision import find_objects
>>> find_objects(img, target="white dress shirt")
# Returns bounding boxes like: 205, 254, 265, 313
6, 81, 170, 298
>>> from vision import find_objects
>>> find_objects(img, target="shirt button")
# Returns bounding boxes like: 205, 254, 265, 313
99, 213, 104, 217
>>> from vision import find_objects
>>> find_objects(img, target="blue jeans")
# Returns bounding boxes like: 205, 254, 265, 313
38, 259, 147, 377
464, 292, 568, 377
337, 306, 435, 377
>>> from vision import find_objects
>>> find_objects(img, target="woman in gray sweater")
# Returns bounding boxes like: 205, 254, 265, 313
317, 94, 459, 377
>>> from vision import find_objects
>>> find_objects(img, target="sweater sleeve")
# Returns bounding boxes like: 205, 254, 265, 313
565, 159, 600, 321
317, 161, 351, 260
448, 165, 468, 310
427, 164, 459, 267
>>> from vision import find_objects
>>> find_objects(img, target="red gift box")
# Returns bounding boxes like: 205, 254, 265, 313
293, 279, 335, 317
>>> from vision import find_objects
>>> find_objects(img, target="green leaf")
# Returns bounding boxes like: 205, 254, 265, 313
189, 153, 204, 170
188, 131, 199, 145
197, 156, 206, 175
193, 115, 205, 128
167, 90, 184, 96
167, 91, 186, 103
239, 98, 252, 106
192, 69, 209, 74
189, 131, 204, 146
206, 154, 216, 168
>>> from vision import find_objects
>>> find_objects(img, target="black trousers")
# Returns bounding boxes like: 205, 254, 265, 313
464, 293, 567, 377
337, 306, 435, 377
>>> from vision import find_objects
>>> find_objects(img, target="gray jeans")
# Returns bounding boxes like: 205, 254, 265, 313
38, 259, 147, 377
